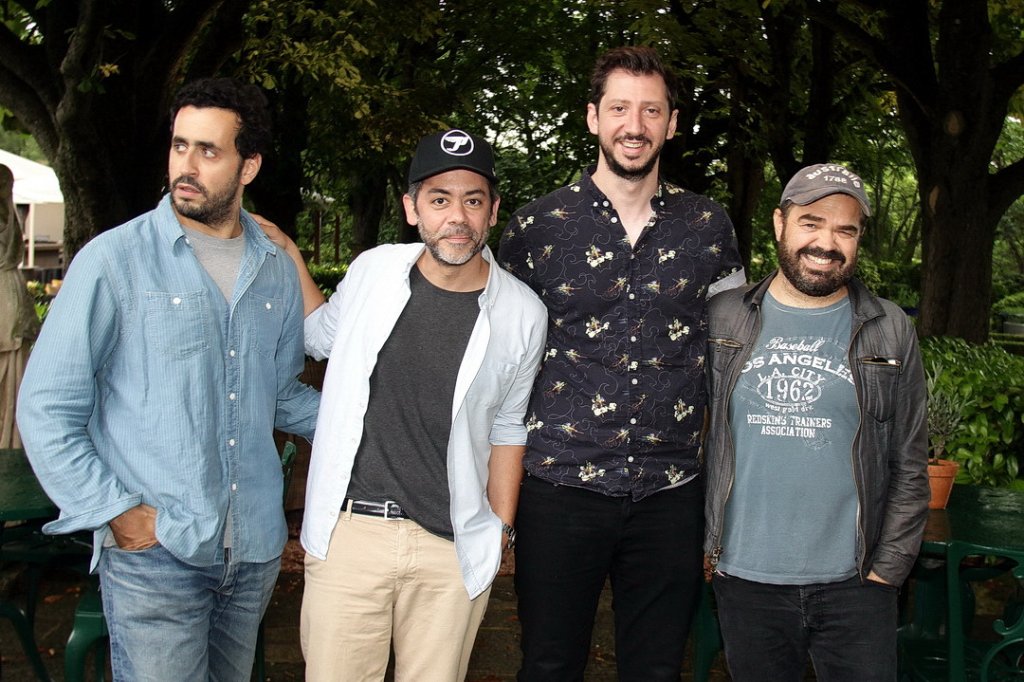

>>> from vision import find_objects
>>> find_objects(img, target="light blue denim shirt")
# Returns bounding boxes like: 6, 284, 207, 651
17, 195, 319, 569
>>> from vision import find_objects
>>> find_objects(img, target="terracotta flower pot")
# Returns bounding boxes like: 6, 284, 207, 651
927, 459, 959, 509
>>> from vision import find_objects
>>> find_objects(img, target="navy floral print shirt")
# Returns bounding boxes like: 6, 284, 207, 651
499, 167, 745, 500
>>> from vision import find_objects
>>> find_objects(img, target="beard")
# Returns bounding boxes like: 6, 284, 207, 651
776, 241, 857, 298
171, 166, 242, 227
418, 222, 486, 266
599, 134, 663, 182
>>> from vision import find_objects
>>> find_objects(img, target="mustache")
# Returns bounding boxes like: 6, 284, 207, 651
799, 246, 845, 264
616, 134, 651, 145
172, 175, 207, 195
440, 224, 474, 238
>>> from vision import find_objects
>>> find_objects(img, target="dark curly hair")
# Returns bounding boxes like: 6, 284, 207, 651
170, 78, 272, 159
589, 46, 678, 110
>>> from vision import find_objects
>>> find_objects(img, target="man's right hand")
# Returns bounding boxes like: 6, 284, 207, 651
109, 503, 159, 550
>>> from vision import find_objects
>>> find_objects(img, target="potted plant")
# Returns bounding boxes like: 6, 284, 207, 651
925, 362, 971, 509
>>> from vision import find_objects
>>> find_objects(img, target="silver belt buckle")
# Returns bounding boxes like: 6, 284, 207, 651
383, 500, 403, 519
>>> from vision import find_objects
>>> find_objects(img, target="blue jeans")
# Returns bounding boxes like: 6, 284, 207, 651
713, 572, 898, 682
514, 475, 705, 682
99, 544, 280, 682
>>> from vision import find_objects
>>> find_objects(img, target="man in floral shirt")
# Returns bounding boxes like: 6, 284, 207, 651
499, 46, 744, 681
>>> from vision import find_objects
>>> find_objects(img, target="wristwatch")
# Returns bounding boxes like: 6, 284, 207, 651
501, 522, 516, 550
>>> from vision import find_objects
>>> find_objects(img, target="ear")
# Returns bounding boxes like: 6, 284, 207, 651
489, 196, 501, 227
240, 154, 262, 186
773, 207, 785, 242
402, 193, 418, 225
586, 102, 599, 136
666, 108, 679, 140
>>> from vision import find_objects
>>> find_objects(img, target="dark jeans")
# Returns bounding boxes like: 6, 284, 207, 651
713, 572, 898, 682
514, 475, 704, 682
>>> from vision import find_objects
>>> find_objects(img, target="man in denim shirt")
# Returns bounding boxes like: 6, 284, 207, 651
17, 78, 319, 681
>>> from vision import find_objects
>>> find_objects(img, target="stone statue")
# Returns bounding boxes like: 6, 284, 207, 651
0, 163, 41, 448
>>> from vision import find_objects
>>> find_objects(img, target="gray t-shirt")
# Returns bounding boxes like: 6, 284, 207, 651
184, 227, 245, 302
719, 292, 859, 585
346, 265, 481, 539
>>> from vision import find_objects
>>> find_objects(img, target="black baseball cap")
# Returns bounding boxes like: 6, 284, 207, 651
780, 163, 872, 217
407, 129, 497, 184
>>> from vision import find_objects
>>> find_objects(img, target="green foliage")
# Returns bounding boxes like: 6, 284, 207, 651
855, 256, 921, 310
920, 337, 1024, 486
307, 262, 348, 297
993, 290, 1024, 317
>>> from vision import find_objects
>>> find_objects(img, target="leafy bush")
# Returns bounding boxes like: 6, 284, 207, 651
308, 263, 348, 298
993, 290, 1024, 318
920, 336, 1024, 486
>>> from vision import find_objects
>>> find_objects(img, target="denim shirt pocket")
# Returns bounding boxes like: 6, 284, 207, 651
143, 290, 210, 358
857, 356, 901, 422
245, 292, 285, 358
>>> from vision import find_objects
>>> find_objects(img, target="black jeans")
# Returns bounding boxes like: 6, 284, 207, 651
514, 475, 704, 682
713, 572, 898, 682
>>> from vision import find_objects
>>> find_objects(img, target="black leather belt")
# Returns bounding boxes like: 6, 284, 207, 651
345, 499, 410, 520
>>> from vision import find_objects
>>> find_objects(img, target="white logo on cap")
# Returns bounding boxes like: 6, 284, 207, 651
441, 130, 474, 156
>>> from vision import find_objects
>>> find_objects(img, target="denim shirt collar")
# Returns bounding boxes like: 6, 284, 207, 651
154, 194, 277, 258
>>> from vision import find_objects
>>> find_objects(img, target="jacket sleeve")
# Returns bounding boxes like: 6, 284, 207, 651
16, 243, 143, 533
869, 313, 930, 584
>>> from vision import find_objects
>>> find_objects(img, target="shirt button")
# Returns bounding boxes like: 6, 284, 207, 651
231, 483, 237, 491
631, 378, 638, 385
630, 418, 637, 425
172, 297, 181, 305
630, 336, 637, 342
265, 302, 272, 310
602, 201, 609, 207
611, 217, 618, 223
229, 349, 236, 357
229, 393, 236, 401
627, 456, 634, 463
228, 438, 236, 447
628, 293, 635, 300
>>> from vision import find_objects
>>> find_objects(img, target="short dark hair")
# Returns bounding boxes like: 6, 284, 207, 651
589, 46, 678, 109
170, 78, 272, 159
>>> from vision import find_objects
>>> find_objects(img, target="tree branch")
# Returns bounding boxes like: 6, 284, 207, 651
988, 158, 1024, 225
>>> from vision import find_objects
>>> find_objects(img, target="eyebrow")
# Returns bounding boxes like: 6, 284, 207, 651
172, 135, 222, 152
796, 212, 860, 232
425, 187, 486, 196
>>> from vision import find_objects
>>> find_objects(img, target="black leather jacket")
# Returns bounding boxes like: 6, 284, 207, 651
704, 273, 929, 585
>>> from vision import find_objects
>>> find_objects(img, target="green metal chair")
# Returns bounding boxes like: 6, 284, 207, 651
63, 439, 299, 682
899, 540, 1024, 681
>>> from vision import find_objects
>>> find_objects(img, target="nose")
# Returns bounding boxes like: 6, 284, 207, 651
625, 108, 644, 135
175, 148, 199, 178
448, 201, 468, 224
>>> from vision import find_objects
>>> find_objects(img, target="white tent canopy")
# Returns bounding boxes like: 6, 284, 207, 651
0, 148, 64, 270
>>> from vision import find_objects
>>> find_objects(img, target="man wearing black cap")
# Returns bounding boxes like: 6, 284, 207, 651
265, 129, 546, 680
703, 163, 929, 680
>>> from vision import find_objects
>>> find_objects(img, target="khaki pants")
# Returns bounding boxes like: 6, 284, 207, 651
301, 507, 490, 681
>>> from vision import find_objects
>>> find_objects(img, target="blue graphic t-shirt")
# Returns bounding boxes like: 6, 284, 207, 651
719, 292, 859, 585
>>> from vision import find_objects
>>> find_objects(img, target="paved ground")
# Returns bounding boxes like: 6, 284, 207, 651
0, 513, 734, 681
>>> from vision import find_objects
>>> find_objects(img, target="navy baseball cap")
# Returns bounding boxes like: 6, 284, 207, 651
407, 129, 497, 184
780, 163, 872, 217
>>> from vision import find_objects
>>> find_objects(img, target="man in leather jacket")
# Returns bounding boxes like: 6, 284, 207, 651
703, 163, 929, 681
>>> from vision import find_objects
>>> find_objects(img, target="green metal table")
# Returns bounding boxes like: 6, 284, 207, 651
1, 448, 59, 681
921, 485, 1024, 554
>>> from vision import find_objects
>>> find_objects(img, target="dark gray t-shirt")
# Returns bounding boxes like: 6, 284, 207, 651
346, 265, 481, 539
719, 292, 859, 584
